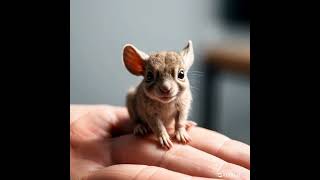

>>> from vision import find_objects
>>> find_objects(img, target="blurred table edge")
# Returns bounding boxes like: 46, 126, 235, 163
204, 46, 250, 75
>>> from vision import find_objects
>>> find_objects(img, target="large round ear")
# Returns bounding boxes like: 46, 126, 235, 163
180, 40, 194, 70
122, 44, 149, 76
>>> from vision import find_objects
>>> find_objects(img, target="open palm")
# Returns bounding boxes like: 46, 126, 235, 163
70, 105, 250, 180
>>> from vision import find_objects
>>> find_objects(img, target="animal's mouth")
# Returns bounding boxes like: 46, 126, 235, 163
143, 87, 177, 103
159, 95, 176, 102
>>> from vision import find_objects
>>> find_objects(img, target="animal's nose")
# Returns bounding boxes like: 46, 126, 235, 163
159, 82, 172, 94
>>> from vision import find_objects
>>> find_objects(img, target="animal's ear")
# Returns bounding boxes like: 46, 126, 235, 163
122, 44, 149, 76
180, 40, 194, 70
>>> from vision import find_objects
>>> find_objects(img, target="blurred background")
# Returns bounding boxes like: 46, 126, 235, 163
70, 0, 250, 144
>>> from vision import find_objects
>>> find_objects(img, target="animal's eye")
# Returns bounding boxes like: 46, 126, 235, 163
146, 71, 154, 82
178, 69, 184, 79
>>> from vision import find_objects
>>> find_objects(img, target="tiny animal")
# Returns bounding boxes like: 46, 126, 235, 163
122, 40, 196, 149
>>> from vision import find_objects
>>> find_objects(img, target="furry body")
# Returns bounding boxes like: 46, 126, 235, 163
123, 41, 195, 149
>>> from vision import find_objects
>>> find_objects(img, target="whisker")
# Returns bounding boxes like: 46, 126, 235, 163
190, 85, 200, 91
188, 74, 204, 77
188, 73, 204, 77
188, 72, 204, 74
189, 71, 204, 74
189, 70, 204, 73
188, 73, 204, 76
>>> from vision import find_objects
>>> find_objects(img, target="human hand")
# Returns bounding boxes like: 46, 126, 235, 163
70, 105, 250, 180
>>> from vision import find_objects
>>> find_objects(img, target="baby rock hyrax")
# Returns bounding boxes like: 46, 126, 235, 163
122, 40, 196, 149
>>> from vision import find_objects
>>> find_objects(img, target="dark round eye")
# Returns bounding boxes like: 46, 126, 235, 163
146, 71, 154, 82
178, 69, 184, 79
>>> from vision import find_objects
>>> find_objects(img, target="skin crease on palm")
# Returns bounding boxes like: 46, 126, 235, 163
70, 105, 250, 180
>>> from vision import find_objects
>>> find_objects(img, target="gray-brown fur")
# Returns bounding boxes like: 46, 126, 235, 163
123, 41, 195, 149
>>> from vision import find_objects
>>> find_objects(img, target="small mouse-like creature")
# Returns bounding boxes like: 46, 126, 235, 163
122, 40, 196, 149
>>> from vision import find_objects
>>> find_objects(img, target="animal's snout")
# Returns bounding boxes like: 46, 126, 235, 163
159, 82, 172, 94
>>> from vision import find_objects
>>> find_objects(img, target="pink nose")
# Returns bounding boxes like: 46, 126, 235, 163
159, 84, 172, 94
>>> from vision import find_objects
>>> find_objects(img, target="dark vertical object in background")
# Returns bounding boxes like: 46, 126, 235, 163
222, 0, 250, 26
202, 64, 220, 130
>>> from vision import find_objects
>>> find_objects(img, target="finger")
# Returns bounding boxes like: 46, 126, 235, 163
70, 105, 131, 127
70, 105, 132, 146
85, 164, 220, 180
186, 120, 198, 129
110, 135, 249, 179
111, 106, 131, 124
188, 127, 250, 169
96, 106, 133, 134
70, 104, 97, 124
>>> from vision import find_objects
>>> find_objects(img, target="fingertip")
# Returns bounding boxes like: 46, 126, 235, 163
188, 127, 250, 170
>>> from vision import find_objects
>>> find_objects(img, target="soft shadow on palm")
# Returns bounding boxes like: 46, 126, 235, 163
70, 105, 250, 180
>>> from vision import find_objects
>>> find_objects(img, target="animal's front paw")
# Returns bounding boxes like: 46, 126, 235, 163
133, 123, 149, 136
158, 131, 173, 150
175, 128, 191, 144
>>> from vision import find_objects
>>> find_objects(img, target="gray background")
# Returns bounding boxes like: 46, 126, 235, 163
71, 0, 250, 144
